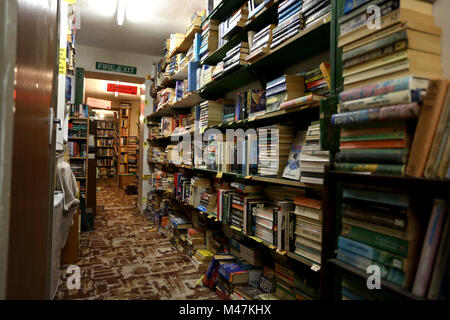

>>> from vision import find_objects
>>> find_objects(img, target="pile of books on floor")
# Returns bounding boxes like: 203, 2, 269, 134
332, 76, 429, 176
198, 100, 223, 133
299, 121, 329, 184
337, 187, 450, 300
246, 24, 276, 62
302, 0, 331, 29
289, 196, 323, 265
223, 42, 249, 74
270, 0, 305, 50
265, 74, 305, 113
257, 125, 295, 177
338, 0, 441, 90
199, 19, 219, 63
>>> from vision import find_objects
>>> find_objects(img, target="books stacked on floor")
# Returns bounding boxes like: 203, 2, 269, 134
223, 42, 249, 74
270, 0, 305, 50
406, 79, 450, 179
290, 196, 323, 265
337, 188, 450, 299
192, 248, 214, 272
299, 121, 329, 184
302, 0, 331, 29
332, 76, 429, 176
265, 74, 305, 113
170, 215, 193, 230
338, 0, 442, 90
257, 125, 295, 177
199, 19, 219, 62
304, 63, 330, 95
198, 100, 223, 133
247, 24, 276, 62
217, 263, 250, 299
220, 3, 249, 41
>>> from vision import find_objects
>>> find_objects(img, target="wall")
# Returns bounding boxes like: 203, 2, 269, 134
0, 0, 17, 300
76, 44, 161, 79
434, 0, 450, 78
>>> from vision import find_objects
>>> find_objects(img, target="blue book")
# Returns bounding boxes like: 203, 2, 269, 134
279, 2, 302, 22
337, 248, 406, 287
187, 62, 199, 92
193, 32, 202, 62
344, 0, 371, 15
279, 0, 302, 16
219, 263, 245, 281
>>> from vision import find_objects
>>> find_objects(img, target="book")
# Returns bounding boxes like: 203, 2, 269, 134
331, 103, 420, 126
282, 131, 307, 180
335, 148, 409, 164
412, 199, 448, 298
406, 80, 450, 177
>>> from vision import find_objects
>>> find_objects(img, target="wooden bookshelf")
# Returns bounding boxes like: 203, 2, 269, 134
96, 119, 117, 179
117, 104, 131, 187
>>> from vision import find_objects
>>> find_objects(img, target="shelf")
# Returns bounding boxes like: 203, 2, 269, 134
202, 0, 247, 25
203, 0, 281, 66
173, 25, 202, 56
328, 259, 420, 300
250, 175, 323, 190
75, 177, 86, 180
70, 157, 87, 160
149, 91, 205, 119
199, 14, 331, 99
97, 136, 114, 138
171, 64, 189, 81
68, 137, 88, 140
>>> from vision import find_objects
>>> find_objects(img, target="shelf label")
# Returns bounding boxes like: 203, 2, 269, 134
276, 249, 287, 256
58, 47, 66, 75
216, 172, 223, 179
230, 226, 242, 232
245, 176, 252, 180
249, 236, 262, 243
311, 264, 321, 272
268, 245, 276, 250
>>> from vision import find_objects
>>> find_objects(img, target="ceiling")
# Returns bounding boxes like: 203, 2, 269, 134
76, 0, 205, 56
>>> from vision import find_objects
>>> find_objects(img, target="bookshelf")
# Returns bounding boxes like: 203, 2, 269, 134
68, 104, 89, 199
96, 119, 116, 178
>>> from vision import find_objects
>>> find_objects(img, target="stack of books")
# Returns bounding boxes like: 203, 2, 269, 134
169, 33, 184, 56
198, 64, 214, 88
248, 0, 273, 20
332, 76, 429, 176
291, 196, 322, 265
170, 215, 193, 230
299, 121, 329, 184
198, 100, 223, 133
257, 125, 295, 177
265, 74, 305, 113
338, 0, 441, 90
247, 24, 276, 62
304, 63, 330, 95
199, 19, 219, 62
254, 205, 278, 245
217, 263, 250, 299
198, 191, 217, 214
212, 61, 224, 79
302, 0, 331, 29
149, 146, 165, 163
220, 3, 249, 40
270, 0, 305, 50
336, 187, 439, 296
223, 42, 249, 74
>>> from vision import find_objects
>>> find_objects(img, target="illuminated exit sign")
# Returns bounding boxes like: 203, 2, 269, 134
107, 83, 138, 95
96, 62, 137, 75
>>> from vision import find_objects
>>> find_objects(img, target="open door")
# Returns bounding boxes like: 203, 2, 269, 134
7, 0, 59, 299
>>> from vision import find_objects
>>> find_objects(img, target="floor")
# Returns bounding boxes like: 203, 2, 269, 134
55, 178, 217, 300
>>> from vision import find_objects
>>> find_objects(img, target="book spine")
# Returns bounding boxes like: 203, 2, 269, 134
331, 103, 420, 126
335, 162, 405, 175
338, 90, 420, 113
343, 59, 409, 86
342, 204, 407, 231
343, 0, 371, 14
412, 199, 448, 298
335, 150, 407, 164
340, 131, 406, 142
341, 223, 408, 257
337, 248, 406, 287
338, 236, 407, 272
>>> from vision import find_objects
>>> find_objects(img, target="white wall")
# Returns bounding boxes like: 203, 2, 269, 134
76, 44, 161, 79
434, 0, 450, 78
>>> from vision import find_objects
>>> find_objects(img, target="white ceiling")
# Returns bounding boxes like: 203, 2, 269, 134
76, 0, 205, 56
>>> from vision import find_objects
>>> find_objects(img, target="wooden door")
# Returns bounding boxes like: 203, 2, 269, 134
7, 0, 59, 299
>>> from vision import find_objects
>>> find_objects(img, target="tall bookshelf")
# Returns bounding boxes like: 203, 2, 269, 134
96, 119, 116, 178
117, 104, 132, 186
68, 104, 89, 200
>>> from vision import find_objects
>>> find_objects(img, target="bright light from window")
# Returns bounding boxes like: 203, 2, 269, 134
117, 0, 128, 26
86, 0, 117, 18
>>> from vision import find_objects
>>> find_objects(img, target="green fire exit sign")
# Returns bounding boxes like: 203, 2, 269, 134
96, 62, 137, 75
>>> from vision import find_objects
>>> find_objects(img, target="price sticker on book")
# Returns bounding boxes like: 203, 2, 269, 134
216, 172, 223, 179
311, 264, 321, 272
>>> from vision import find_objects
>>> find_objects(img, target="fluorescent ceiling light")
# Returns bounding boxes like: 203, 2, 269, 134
117, 0, 128, 26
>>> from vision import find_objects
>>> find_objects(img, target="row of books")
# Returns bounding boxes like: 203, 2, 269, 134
68, 121, 88, 138
68, 141, 87, 158
336, 186, 449, 300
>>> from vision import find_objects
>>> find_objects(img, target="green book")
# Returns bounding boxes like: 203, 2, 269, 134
340, 131, 407, 142
341, 223, 409, 257
335, 162, 405, 175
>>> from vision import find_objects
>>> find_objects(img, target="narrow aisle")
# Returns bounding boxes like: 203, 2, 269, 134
56, 179, 217, 300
